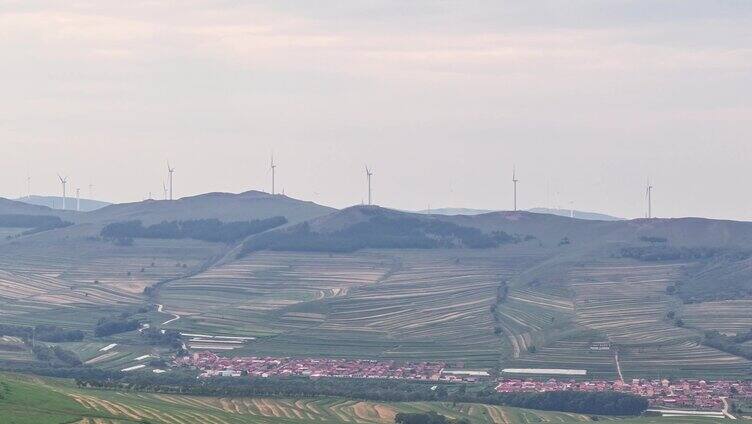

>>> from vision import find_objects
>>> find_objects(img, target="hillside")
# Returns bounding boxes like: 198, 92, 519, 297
241, 206, 533, 254
528, 207, 623, 221
0, 198, 69, 217
16, 195, 111, 212
245, 206, 752, 253
417, 207, 623, 221
416, 207, 495, 215
83, 190, 335, 225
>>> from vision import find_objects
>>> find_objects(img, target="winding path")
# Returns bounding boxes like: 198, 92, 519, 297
157, 303, 180, 326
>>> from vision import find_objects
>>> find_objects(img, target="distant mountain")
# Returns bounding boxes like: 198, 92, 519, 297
16, 195, 111, 212
243, 204, 752, 255
418, 207, 622, 221
416, 207, 495, 216
528, 207, 623, 221
241, 205, 527, 254
84, 190, 335, 225
0, 197, 68, 216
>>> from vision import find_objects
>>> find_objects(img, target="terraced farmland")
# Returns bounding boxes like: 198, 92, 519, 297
0, 236, 222, 333
159, 251, 394, 336
160, 248, 548, 367
567, 261, 751, 378
494, 287, 575, 359
682, 300, 752, 334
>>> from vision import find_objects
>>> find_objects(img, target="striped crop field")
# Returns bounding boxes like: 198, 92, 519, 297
161, 248, 548, 367
494, 287, 575, 359
682, 300, 752, 334
247, 249, 545, 366
0, 237, 221, 333
159, 251, 394, 336
565, 260, 752, 378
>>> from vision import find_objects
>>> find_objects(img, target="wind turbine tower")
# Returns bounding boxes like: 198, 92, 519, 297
167, 162, 175, 200
76, 188, 81, 212
26, 175, 31, 199
162, 181, 168, 200
646, 179, 654, 218
512, 167, 519, 211
365, 166, 373, 205
270, 155, 277, 195
57, 174, 68, 210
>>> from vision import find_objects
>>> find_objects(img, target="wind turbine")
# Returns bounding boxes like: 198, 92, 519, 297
162, 181, 168, 200
512, 166, 519, 211
57, 174, 68, 210
167, 161, 175, 200
88, 181, 93, 199
365, 166, 373, 205
270, 154, 277, 195
646, 178, 654, 218
76, 188, 81, 212
26, 174, 31, 199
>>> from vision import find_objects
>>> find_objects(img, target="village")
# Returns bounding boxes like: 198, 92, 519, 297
177, 352, 752, 414
495, 377, 752, 411
175, 351, 479, 381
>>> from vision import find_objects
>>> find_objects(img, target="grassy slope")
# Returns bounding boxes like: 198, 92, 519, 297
0, 373, 113, 424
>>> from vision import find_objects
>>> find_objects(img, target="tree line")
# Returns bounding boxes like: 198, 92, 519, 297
395, 412, 468, 424
101, 216, 287, 243
242, 216, 529, 255
703, 329, 752, 360
619, 246, 750, 262
0, 324, 83, 343
72, 373, 647, 416
0, 214, 72, 237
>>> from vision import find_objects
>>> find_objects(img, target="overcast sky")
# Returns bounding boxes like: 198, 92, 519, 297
1, 1, 750, 219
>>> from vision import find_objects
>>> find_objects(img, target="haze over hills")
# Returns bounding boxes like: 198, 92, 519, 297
418, 207, 623, 221
82, 190, 335, 225
16, 195, 112, 212
528, 208, 623, 221
416, 207, 496, 216
0, 197, 71, 217
287, 205, 752, 249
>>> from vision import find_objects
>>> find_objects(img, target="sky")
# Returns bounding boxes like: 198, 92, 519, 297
1, 1, 750, 220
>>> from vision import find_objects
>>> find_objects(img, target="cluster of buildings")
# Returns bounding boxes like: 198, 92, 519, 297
177, 351, 749, 412
495, 378, 752, 410
176, 352, 482, 381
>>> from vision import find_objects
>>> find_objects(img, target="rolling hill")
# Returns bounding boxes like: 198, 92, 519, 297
83, 190, 334, 225
244, 205, 752, 252
528, 207, 623, 221
417, 207, 623, 221
16, 195, 111, 212
0, 197, 70, 217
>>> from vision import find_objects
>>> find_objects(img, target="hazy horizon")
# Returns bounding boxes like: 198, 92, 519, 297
2, 1, 750, 220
